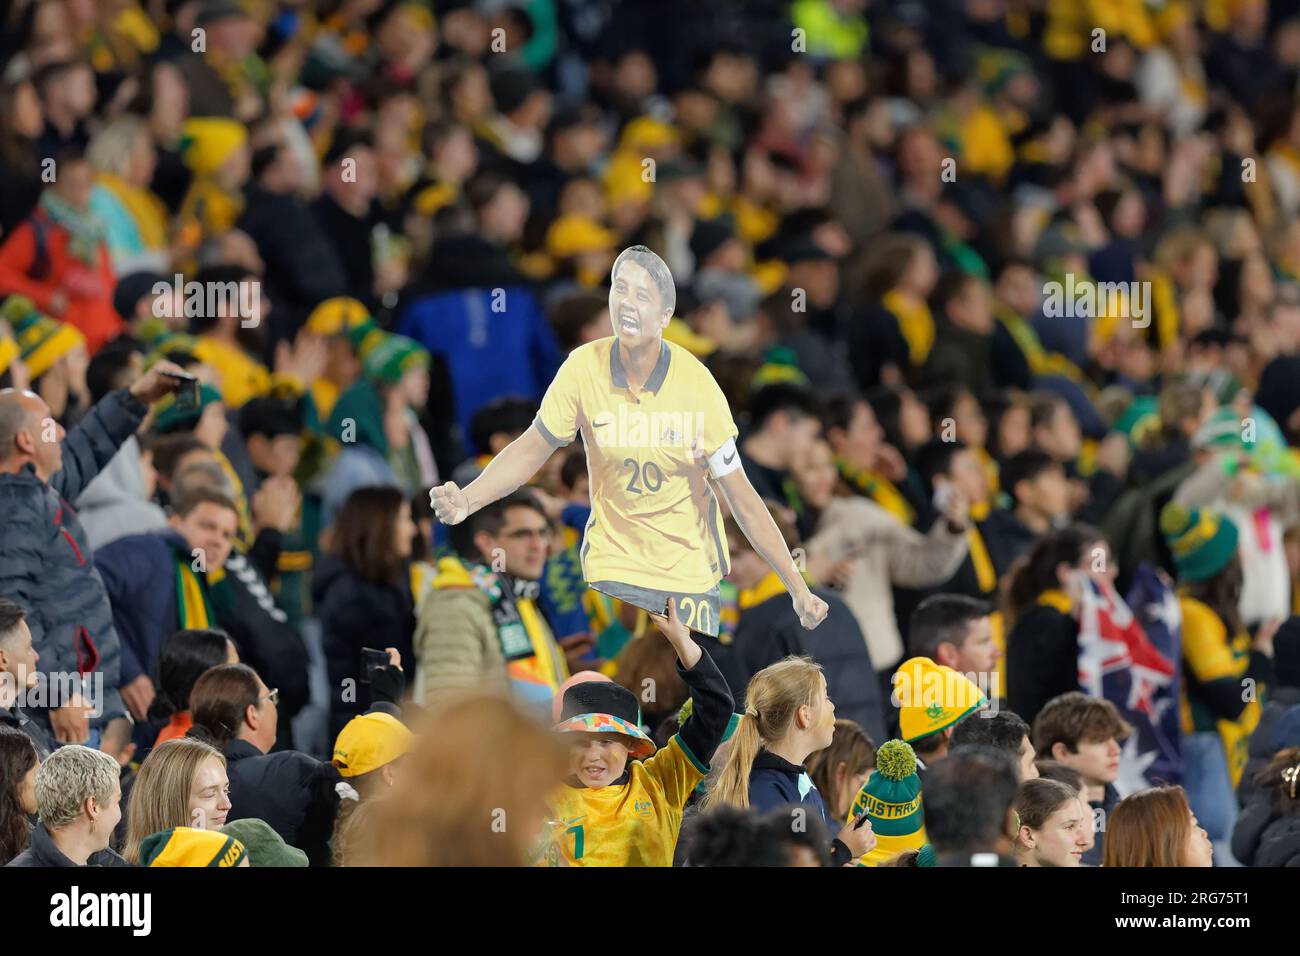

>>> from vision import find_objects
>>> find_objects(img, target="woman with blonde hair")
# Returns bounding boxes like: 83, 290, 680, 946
344, 694, 568, 866
703, 656, 876, 866
123, 737, 231, 864
1101, 785, 1213, 867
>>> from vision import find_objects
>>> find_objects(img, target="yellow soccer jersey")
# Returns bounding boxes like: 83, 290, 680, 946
535, 337, 738, 597
546, 735, 707, 867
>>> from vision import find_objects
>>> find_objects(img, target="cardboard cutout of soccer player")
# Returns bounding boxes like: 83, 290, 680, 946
430, 245, 828, 636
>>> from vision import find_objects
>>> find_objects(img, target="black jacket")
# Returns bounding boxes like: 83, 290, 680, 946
919, 319, 996, 401
747, 749, 852, 865
1006, 603, 1079, 727
209, 551, 310, 727
221, 739, 341, 867
313, 554, 415, 741
1083, 783, 1118, 867
1232, 790, 1300, 867
722, 588, 886, 745
237, 187, 347, 345
1238, 687, 1300, 808
0, 704, 54, 759
5, 822, 130, 867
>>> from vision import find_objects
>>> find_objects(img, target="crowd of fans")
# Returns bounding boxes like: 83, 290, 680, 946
2, 0, 1300, 868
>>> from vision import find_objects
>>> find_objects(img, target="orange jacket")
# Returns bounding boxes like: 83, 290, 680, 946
0, 213, 123, 354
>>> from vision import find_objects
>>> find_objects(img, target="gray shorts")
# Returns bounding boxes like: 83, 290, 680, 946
588, 580, 723, 637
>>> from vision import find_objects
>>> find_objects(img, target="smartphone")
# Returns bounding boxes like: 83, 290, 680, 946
161, 369, 200, 410
360, 647, 389, 684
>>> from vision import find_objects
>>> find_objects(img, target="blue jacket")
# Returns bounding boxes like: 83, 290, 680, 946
94, 530, 191, 687
748, 749, 852, 866
0, 389, 146, 726
398, 286, 562, 451
748, 749, 835, 820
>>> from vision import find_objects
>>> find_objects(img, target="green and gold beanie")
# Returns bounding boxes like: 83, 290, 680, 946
846, 739, 927, 866
140, 826, 247, 867
153, 383, 223, 434
362, 331, 430, 385
0, 335, 18, 377
4, 295, 85, 380
1160, 502, 1238, 583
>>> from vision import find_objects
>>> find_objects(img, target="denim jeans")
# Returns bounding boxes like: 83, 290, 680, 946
1182, 731, 1241, 866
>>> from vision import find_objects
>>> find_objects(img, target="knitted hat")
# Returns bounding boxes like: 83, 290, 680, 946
1160, 502, 1238, 583
847, 739, 927, 866
140, 826, 247, 867
553, 680, 656, 759
0, 336, 18, 377
362, 331, 430, 385
546, 214, 616, 260
345, 319, 383, 354
152, 383, 223, 434
5, 296, 86, 380
332, 711, 413, 778
305, 297, 371, 337
180, 117, 248, 177
1194, 406, 1300, 479
219, 818, 308, 867
893, 656, 987, 743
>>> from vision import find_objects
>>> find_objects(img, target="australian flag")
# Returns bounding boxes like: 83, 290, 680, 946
1075, 562, 1183, 794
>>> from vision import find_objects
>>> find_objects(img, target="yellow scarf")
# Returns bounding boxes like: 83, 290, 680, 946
882, 289, 934, 366
837, 458, 915, 525
176, 561, 212, 629
739, 571, 788, 611
967, 500, 998, 595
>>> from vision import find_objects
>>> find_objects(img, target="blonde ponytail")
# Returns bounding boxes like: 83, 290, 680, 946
701, 657, 824, 811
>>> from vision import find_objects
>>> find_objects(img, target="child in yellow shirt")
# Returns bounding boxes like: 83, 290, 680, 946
546, 598, 733, 866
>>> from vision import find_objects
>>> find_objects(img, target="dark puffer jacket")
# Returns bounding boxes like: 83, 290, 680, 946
719, 587, 886, 744
0, 389, 146, 727
1232, 791, 1300, 867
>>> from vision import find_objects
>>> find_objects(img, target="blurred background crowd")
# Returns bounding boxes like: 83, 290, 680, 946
2, 0, 1300, 869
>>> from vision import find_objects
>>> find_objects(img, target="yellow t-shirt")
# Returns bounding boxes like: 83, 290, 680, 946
535, 337, 738, 595
546, 735, 707, 867
1178, 597, 1261, 788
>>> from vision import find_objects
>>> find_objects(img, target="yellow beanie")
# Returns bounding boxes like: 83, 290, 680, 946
181, 117, 249, 177
893, 657, 987, 743
305, 297, 372, 336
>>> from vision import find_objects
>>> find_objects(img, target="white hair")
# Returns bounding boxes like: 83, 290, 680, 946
35, 745, 120, 830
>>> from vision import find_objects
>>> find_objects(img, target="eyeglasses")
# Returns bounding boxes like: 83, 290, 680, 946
259, 688, 279, 707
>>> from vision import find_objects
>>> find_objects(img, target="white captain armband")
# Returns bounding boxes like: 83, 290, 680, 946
707, 436, 742, 479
